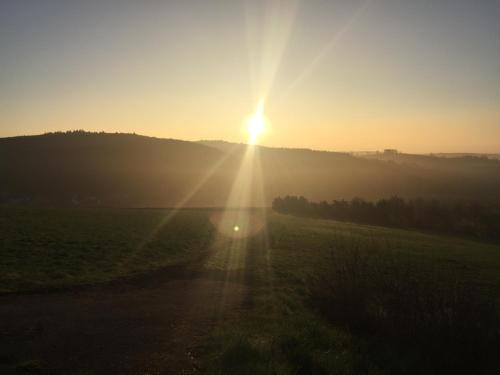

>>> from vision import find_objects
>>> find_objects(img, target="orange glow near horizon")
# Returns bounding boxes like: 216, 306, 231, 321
0, 1, 499, 153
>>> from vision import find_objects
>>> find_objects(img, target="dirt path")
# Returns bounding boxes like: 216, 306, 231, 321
0, 247, 251, 374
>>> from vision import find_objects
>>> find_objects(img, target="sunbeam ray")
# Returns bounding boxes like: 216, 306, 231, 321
129, 145, 239, 260
245, 0, 300, 103
279, 0, 374, 102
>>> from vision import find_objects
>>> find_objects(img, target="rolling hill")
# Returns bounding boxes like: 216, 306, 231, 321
1, 131, 500, 207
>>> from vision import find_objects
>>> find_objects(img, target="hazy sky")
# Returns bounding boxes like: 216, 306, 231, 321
1, 0, 499, 153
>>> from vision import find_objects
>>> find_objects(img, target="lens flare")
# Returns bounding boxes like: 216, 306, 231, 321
246, 100, 266, 145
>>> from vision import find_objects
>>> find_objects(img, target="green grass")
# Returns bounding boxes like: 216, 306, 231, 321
0, 207, 214, 293
201, 213, 500, 374
2, 208, 499, 373
269, 213, 500, 286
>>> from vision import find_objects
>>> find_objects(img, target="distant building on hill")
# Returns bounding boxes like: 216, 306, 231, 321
384, 149, 398, 155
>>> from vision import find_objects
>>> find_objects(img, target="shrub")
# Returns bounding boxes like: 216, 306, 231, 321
310, 239, 500, 374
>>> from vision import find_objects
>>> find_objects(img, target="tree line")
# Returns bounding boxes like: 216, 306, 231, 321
272, 195, 500, 241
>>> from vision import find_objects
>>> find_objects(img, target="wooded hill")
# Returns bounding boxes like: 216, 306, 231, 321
2, 131, 500, 207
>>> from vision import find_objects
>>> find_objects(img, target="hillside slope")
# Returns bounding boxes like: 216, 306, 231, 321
0, 132, 235, 206
1, 132, 500, 206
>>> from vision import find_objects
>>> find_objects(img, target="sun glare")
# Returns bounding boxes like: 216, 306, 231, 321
246, 100, 266, 145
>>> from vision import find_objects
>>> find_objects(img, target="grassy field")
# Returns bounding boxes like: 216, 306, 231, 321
1, 207, 499, 374
201, 213, 500, 374
0, 207, 214, 293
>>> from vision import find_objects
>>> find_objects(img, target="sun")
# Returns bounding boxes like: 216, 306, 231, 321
246, 100, 266, 145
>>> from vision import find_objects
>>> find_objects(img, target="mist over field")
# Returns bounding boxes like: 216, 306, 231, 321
2, 0, 500, 374
2, 131, 500, 207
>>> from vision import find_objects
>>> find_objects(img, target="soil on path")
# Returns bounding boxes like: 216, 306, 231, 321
0, 250, 250, 374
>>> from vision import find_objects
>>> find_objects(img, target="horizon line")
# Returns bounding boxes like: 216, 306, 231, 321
1, 129, 498, 157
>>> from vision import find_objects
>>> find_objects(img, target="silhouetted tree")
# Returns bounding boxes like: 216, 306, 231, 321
272, 195, 500, 241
